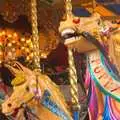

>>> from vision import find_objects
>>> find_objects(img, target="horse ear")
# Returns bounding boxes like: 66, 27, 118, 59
13, 61, 24, 71
4, 64, 21, 75
14, 61, 33, 75
5, 62, 26, 86
11, 71, 26, 86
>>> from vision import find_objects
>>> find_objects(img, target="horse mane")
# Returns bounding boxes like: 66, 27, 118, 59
109, 30, 120, 72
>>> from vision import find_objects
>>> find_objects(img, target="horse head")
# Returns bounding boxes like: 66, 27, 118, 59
2, 61, 41, 115
59, 11, 120, 53
59, 13, 102, 52
2, 62, 73, 120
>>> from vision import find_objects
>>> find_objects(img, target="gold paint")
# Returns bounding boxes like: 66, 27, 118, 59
31, 0, 40, 70
65, 0, 80, 110
12, 71, 25, 86
68, 49, 80, 110
109, 30, 120, 72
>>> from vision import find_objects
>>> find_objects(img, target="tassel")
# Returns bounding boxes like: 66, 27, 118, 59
73, 111, 80, 120
103, 96, 110, 120
88, 81, 98, 120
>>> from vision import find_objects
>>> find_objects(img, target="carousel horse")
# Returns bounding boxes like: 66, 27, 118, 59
2, 61, 73, 120
59, 12, 120, 120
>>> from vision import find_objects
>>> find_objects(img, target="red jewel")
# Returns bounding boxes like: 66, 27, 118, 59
73, 18, 80, 24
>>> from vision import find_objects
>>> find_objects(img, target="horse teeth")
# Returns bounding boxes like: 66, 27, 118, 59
65, 39, 74, 44
61, 29, 75, 36
72, 37, 76, 40
65, 36, 82, 45
76, 37, 79, 40
68, 37, 74, 41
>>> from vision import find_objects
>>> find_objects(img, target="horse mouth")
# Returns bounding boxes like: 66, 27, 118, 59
3, 108, 19, 116
4, 111, 14, 116
61, 28, 81, 44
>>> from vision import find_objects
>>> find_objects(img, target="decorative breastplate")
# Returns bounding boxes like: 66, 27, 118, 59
41, 90, 70, 120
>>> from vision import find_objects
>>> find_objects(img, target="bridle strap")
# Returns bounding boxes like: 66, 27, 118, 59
23, 104, 40, 120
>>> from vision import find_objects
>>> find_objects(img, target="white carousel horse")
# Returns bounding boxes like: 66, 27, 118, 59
59, 12, 120, 119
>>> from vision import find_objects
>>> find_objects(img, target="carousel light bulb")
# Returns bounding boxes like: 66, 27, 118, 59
25, 48, 30, 53
41, 53, 47, 58
2, 31, 5, 35
0, 32, 2, 36
0, 51, 3, 56
26, 56, 30, 61
21, 38, 25, 42
21, 47, 25, 50
13, 32, 18, 37
8, 52, 12, 56
12, 40, 16, 44
8, 43, 12, 47
34, 52, 37, 56
8, 34, 12, 38
26, 39, 31, 44
12, 48, 16, 52
30, 43, 33, 48
0, 42, 2, 46
30, 53, 33, 57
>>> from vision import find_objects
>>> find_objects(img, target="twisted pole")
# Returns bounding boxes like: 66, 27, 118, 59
65, 0, 73, 17
31, 0, 41, 70
65, 0, 80, 119
68, 49, 80, 110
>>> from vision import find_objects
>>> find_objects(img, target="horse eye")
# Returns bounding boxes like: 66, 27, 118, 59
8, 103, 12, 107
26, 86, 30, 92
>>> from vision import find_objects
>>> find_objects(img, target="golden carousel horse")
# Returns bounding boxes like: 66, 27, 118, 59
2, 62, 73, 120
59, 4, 120, 119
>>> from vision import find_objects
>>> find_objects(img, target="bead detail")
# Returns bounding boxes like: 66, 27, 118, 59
73, 18, 80, 24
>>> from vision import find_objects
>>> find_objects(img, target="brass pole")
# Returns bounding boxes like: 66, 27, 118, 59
65, 0, 73, 17
68, 49, 80, 110
65, 0, 80, 111
31, 0, 41, 70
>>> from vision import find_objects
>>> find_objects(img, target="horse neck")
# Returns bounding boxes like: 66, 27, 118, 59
26, 99, 62, 120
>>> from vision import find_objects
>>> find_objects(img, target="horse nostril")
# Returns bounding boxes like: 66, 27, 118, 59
8, 103, 12, 107
26, 86, 30, 92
